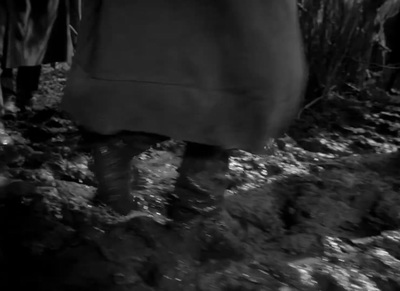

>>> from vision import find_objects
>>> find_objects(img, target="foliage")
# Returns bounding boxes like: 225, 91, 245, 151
298, 0, 400, 101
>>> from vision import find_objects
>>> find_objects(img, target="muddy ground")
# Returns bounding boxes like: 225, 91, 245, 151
0, 66, 399, 291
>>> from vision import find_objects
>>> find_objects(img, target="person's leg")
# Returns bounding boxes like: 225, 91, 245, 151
15, 65, 42, 110
83, 129, 167, 215
167, 142, 230, 222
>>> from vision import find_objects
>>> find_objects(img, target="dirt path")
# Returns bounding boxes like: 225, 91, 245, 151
0, 66, 399, 291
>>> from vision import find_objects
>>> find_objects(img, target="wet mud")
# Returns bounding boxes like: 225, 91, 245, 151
0, 66, 399, 290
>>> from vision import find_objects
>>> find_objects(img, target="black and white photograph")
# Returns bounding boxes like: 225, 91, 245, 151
0, 1, 399, 290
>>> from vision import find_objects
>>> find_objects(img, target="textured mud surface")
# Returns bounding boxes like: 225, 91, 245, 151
0, 66, 399, 290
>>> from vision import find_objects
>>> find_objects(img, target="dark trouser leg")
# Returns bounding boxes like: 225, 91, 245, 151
167, 142, 230, 222
82, 129, 167, 215
16, 65, 42, 110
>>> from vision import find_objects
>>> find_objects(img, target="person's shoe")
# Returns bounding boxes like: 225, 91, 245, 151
91, 136, 141, 215
166, 143, 230, 223
90, 132, 166, 215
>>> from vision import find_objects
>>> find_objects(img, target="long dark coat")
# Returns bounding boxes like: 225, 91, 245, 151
0, 0, 74, 68
62, 0, 307, 154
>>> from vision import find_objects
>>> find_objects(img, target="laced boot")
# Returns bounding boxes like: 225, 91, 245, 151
167, 143, 230, 223
90, 132, 166, 215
